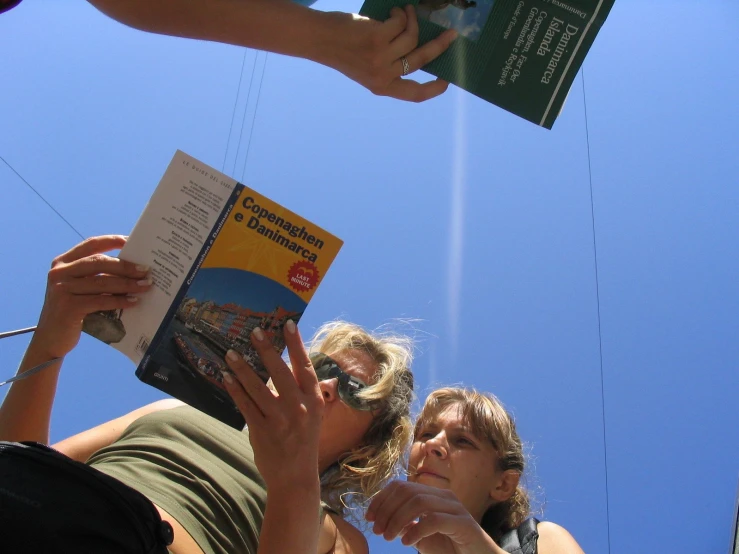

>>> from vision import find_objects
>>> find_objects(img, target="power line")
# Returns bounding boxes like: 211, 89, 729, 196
1, 155, 84, 240
222, 48, 249, 172
582, 70, 612, 554
240, 53, 269, 182
232, 51, 260, 177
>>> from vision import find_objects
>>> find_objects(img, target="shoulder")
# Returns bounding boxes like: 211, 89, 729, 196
322, 513, 368, 554
127, 398, 187, 418
536, 521, 585, 554
52, 398, 185, 461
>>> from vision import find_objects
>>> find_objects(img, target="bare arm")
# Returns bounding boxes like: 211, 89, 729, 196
85, 0, 457, 102
86, 0, 335, 60
0, 341, 63, 444
537, 522, 586, 554
0, 236, 152, 444
52, 398, 184, 462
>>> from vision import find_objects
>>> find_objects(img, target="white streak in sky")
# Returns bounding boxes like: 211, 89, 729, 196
447, 87, 466, 354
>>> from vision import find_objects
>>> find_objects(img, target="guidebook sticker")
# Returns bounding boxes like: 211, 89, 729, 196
287, 260, 320, 293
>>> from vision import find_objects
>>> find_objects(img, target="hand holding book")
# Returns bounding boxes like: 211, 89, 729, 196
319, 5, 458, 102
86, 0, 457, 103
223, 320, 323, 490
33, 235, 153, 362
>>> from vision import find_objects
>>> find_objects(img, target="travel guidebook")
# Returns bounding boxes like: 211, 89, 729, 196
82, 151, 343, 428
360, 0, 616, 128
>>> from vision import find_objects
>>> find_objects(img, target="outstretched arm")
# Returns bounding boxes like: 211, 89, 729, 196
0, 235, 153, 444
86, 0, 457, 102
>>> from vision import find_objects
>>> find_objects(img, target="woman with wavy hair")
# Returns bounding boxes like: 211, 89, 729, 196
366, 387, 585, 554
0, 235, 415, 554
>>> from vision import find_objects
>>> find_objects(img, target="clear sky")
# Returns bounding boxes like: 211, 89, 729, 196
1, 2, 738, 553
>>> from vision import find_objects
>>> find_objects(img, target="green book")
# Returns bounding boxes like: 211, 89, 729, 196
360, 0, 616, 128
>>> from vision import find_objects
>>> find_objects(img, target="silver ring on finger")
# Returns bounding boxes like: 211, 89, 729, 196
400, 56, 410, 77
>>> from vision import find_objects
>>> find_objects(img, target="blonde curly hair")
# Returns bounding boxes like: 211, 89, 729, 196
307, 321, 415, 520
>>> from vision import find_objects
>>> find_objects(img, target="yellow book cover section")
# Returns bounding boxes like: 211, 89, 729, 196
125, 151, 343, 428
203, 186, 342, 304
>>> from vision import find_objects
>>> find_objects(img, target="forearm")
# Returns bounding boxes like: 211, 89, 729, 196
0, 338, 63, 443
258, 481, 322, 554
86, 0, 344, 66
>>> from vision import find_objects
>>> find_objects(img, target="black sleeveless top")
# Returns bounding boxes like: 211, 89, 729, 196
498, 518, 540, 554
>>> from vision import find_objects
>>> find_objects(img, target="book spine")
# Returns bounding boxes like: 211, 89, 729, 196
136, 184, 245, 381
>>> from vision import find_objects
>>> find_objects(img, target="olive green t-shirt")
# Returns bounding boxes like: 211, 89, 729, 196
87, 406, 267, 554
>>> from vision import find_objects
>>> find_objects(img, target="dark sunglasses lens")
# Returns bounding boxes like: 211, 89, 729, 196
310, 354, 335, 378
339, 378, 373, 411
310, 353, 374, 411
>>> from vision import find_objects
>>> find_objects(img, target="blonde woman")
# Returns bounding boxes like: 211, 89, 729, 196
367, 387, 585, 554
0, 235, 415, 554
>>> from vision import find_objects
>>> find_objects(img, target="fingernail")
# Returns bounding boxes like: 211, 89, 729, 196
223, 372, 233, 384
126, 295, 139, 303
252, 327, 264, 341
135, 264, 150, 272
365, 511, 374, 522
285, 319, 296, 334
137, 278, 153, 287
226, 350, 240, 362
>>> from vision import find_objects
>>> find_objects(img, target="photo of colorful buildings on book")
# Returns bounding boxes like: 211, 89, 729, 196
141, 267, 305, 424
173, 297, 301, 388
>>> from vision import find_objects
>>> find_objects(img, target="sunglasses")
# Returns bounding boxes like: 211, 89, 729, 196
309, 352, 377, 411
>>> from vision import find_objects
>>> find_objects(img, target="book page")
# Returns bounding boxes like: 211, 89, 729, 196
83, 151, 237, 364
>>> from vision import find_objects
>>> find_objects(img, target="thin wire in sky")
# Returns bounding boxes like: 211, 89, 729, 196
240, 53, 269, 182
582, 69, 612, 554
1, 154, 84, 240
232, 52, 260, 177
222, 48, 249, 172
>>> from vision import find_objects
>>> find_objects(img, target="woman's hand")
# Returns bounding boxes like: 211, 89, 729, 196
318, 5, 458, 102
223, 320, 324, 489
32, 235, 152, 360
366, 481, 505, 554
0, 235, 152, 444
87, 0, 456, 103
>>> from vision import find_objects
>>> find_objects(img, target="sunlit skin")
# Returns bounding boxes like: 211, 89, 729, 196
408, 405, 513, 522
367, 400, 587, 553
316, 349, 378, 472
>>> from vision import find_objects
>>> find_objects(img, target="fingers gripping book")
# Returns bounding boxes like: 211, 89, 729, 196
360, 0, 616, 128
83, 151, 343, 428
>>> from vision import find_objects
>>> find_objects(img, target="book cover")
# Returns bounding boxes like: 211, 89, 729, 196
359, 0, 616, 128
83, 151, 343, 428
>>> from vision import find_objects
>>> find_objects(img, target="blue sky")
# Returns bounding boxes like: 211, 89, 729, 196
1, 1, 738, 553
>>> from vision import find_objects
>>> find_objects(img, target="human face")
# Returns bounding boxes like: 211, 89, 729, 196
310, 352, 377, 411
408, 405, 503, 522
316, 349, 378, 472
